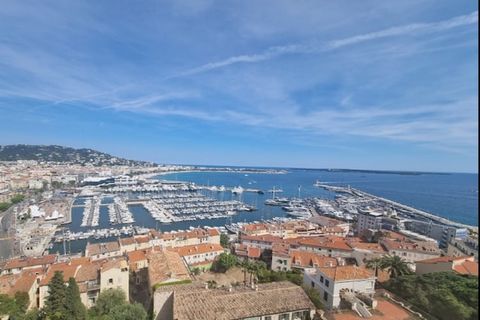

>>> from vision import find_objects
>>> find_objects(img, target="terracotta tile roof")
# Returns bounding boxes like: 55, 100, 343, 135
454, 260, 478, 276
297, 236, 353, 252
247, 247, 261, 258
234, 244, 262, 258
14, 271, 38, 293
417, 256, 472, 264
147, 249, 190, 286
0, 274, 20, 295
347, 240, 387, 253
120, 237, 136, 246
75, 262, 100, 283
290, 250, 338, 268
381, 239, 440, 254
240, 234, 283, 244
40, 263, 79, 286
317, 265, 374, 281
3, 254, 57, 270
86, 241, 121, 256
101, 258, 128, 272
168, 243, 224, 257
135, 235, 150, 244
127, 250, 148, 263
272, 242, 290, 257
207, 228, 220, 236
158, 281, 315, 320
242, 223, 269, 232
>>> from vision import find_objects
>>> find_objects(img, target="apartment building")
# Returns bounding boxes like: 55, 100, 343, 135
303, 265, 376, 309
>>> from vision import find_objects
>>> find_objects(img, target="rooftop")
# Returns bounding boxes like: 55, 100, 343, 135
156, 281, 315, 320
316, 265, 375, 281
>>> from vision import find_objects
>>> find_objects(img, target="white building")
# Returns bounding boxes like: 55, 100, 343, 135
303, 265, 376, 309
356, 210, 383, 234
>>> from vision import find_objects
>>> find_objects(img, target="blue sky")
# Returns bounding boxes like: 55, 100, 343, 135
0, 1, 477, 172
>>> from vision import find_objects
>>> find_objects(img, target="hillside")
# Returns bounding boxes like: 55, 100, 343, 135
0, 144, 154, 166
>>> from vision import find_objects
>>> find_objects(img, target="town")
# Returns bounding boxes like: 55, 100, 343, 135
0, 154, 478, 320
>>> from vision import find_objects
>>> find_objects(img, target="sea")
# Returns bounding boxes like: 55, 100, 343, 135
51, 168, 478, 255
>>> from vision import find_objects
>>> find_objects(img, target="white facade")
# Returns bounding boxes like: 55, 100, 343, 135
303, 267, 375, 309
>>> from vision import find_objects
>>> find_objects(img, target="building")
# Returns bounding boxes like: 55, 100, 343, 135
168, 243, 224, 270
379, 238, 441, 266
303, 265, 376, 309
404, 220, 468, 248
1, 254, 57, 275
272, 249, 339, 272
147, 249, 191, 289
38, 257, 129, 309
447, 235, 478, 261
85, 241, 122, 260
293, 236, 354, 258
153, 281, 316, 320
0, 270, 42, 310
233, 243, 262, 262
356, 210, 384, 234
415, 256, 478, 276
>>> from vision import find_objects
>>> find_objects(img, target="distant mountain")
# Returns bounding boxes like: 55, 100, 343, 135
0, 144, 155, 166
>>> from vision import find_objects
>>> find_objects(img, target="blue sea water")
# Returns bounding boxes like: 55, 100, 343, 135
52, 168, 477, 255
160, 169, 478, 226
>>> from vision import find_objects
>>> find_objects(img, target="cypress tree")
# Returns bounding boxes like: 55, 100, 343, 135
44, 271, 67, 320
65, 277, 86, 320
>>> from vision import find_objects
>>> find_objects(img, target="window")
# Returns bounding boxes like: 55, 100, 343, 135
323, 291, 328, 301
311, 281, 315, 288
325, 279, 330, 287
108, 278, 113, 284
320, 276, 324, 283
279, 314, 290, 320
264, 316, 272, 320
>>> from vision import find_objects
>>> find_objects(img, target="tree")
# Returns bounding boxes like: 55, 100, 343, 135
44, 271, 67, 320
10, 194, 25, 204
365, 257, 382, 277
378, 255, 412, 278
90, 289, 126, 317
14, 291, 29, 316
109, 303, 147, 320
0, 294, 17, 317
220, 233, 229, 248
301, 285, 324, 309
65, 278, 86, 320
383, 272, 478, 320
212, 253, 237, 272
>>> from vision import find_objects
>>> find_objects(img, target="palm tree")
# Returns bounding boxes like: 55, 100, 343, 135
240, 260, 250, 285
378, 255, 412, 278
365, 257, 382, 277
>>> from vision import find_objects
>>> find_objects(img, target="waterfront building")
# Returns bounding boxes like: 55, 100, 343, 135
415, 256, 478, 276
356, 210, 383, 234
303, 265, 376, 309
85, 241, 122, 260
153, 281, 316, 320
404, 219, 468, 248
447, 234, 478, 261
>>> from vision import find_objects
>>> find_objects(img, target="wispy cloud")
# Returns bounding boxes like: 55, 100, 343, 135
176, 11, 478, 76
